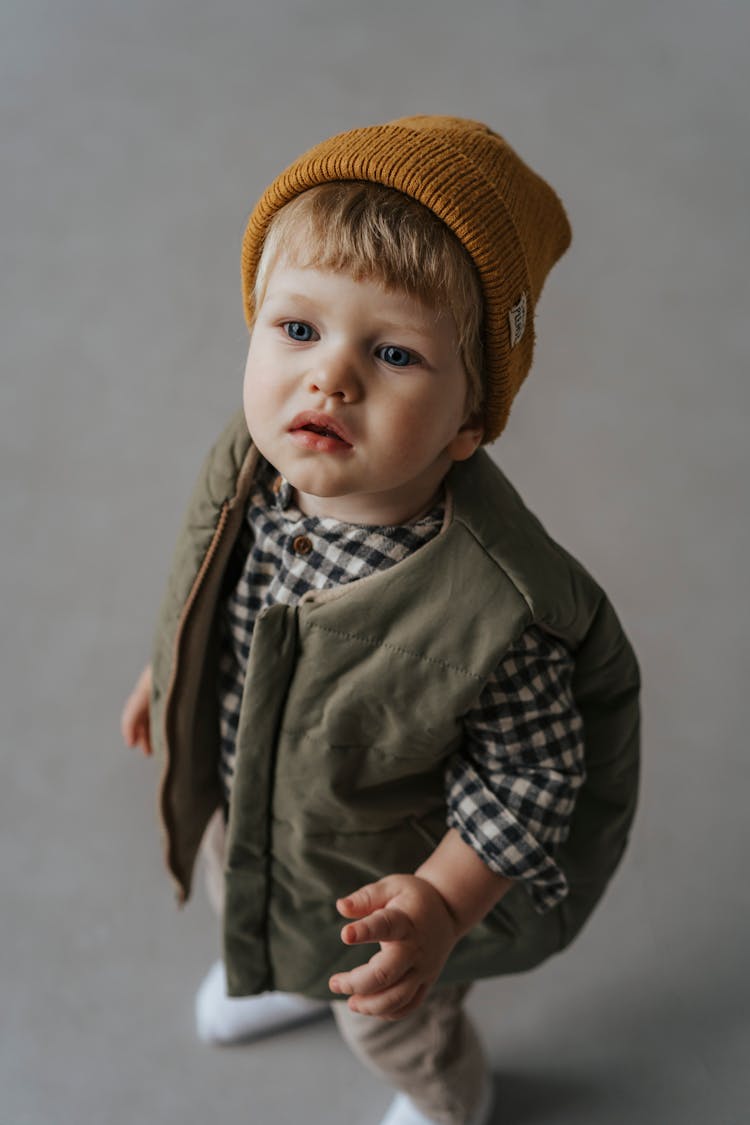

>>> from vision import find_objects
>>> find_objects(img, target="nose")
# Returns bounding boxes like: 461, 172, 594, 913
307, 344, 362, 402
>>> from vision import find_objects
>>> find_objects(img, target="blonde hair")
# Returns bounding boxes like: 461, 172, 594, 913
252, 183, 485, 419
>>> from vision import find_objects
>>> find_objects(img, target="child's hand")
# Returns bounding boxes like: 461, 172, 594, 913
329, 831, 514, 1019
329, 874, 460, 1020
120, 664, 154, 757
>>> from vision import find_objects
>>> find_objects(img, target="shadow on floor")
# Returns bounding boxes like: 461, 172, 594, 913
485, 1071, 600, 1125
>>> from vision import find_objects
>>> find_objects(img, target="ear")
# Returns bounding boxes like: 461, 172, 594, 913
446, 416, 484, 462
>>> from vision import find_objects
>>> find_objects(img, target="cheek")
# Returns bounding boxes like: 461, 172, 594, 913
243, 354, 276, 412
380, 390, 463, 451
242, 370, 273, 442
242, 369, 256, 415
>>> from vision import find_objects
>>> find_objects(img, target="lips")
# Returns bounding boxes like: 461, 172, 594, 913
288, 412, 354, 448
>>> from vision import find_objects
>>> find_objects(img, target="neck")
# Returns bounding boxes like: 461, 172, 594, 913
294, 483, 446, 527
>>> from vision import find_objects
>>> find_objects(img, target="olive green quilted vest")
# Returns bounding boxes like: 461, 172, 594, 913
151, 410, 640, 999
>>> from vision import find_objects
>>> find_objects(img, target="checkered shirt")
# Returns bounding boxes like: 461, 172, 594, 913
217, 458, 585, 913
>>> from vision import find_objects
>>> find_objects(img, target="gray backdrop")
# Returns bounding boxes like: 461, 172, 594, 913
3, 1, 748, 1122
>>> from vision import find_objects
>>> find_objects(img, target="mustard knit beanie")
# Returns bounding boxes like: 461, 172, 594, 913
241, 115, 571, 442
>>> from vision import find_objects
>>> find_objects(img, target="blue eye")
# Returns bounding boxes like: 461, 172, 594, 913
284, 321, 315, 341
378, 345, 416, 368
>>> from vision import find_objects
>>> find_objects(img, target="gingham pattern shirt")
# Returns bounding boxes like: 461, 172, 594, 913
217, 458, 585, 913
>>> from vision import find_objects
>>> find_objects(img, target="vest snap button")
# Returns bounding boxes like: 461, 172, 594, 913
292, 535, 313, 556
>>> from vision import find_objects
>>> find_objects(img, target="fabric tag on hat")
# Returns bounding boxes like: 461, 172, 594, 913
508, 292, 528, 348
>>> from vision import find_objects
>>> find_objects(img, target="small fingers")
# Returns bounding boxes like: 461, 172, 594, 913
121, 711, 142, 749
121, 666, 154, 754
345, 975, 422, 1019
330, 947, 411, 999
336, 877, 396, 920
120, 696, 136, 745
136, 722, 153, 756
341, 906, 413, 947
120, 705, 152, 756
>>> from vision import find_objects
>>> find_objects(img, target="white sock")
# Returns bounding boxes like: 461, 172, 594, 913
378, 1072, 493, 1125
194, 960, 330, 1044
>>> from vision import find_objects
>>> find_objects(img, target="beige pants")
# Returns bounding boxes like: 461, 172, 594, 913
200, 811, 489, 1124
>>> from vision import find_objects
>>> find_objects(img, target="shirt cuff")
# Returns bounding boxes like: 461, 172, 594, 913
446, 788, 570, 914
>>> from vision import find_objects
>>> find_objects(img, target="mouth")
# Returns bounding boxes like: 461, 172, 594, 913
289, 412, 354, 449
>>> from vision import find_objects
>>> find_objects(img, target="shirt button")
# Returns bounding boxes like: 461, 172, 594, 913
292, 535, 313, 556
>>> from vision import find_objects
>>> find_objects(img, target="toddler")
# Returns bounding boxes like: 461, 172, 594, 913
121, 115, 640, 1125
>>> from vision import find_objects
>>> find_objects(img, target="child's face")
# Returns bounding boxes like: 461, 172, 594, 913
243, 258, 482, 525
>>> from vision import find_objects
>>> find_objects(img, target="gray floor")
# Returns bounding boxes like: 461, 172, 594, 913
3, 1, 749, 1122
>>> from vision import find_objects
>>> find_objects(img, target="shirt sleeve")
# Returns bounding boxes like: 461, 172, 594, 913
445, 625, 586, 914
